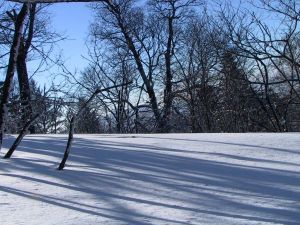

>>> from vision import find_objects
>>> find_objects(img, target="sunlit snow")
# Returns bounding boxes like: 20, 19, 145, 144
1, 133, 300, 225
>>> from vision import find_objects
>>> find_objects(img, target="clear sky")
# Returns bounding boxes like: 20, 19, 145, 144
48, 2, 92, 65
29, 2, 93, 86
19, 0, 275, 87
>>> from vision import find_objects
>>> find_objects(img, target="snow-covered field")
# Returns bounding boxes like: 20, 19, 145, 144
0, 133, 300, 225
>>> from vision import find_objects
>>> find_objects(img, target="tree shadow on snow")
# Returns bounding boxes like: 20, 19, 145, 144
0, 135, 300, 224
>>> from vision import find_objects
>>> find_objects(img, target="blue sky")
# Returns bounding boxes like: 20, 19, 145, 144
7, 0, 276, 87
48, 2, 92, 66
29, 3, 93, 86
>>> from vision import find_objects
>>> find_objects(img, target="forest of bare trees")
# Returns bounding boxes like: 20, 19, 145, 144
1, 0, 300, 135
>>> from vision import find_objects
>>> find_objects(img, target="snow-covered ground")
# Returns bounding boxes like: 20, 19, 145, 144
0, 133, 300, 225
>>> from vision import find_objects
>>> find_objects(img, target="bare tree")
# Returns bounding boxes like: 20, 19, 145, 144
173, 14, 219, 132
214, 0, 300, 131
0, 3, 29, 151
58, 81, 132, 170
90, 0, 199, 132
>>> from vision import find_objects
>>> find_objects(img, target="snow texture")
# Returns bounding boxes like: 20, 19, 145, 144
0, 133, 300, 225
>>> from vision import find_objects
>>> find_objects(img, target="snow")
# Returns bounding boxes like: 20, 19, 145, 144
0, 133, 300, 225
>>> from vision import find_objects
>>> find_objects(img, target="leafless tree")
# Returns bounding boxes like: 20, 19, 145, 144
89, 0, 199, 132
0, 3, 29, 151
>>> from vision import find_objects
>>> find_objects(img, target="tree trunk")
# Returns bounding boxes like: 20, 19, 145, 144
17, 3, 36, 133
17, 51, 33, 128
160, 16, 174, 133
58, 82, 132, 170
0, 4, 29, 151
58, 117, 75, 170
3, 113, 40, 159
105, 3, 161, 129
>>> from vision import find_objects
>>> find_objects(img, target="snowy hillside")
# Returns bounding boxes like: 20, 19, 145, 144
0, 133, 300, 225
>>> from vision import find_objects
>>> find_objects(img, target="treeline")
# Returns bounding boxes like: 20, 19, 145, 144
1, 0, 300, 134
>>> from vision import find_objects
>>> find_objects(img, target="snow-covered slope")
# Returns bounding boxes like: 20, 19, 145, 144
0, 133, 300, 225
